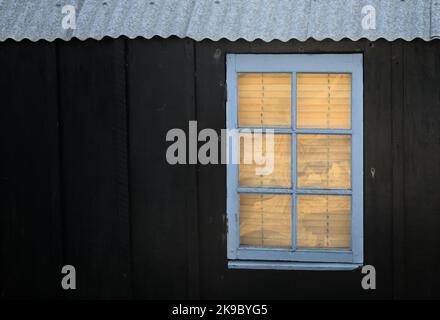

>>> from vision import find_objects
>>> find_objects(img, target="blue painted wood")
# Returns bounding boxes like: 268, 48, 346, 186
226, 53, 363, 266
296, 189, 352, 195
236, 247, 353, 263
235, 54, 362, 73
296, 128, 352, 135
228, 261, 362, 271
226, 54, 239, 260
351, 54, 364, 264
238, 128, 292, 134
237, 187, 293, 194
291, 72, 297, 251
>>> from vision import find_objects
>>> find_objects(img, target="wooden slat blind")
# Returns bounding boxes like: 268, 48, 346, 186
297, 195, 351, 248
240, 194, 291, 248
297, 73, 351, 129
297, 134, 351, 189
235, 71, 354, 252
239, 133, 291, 188
238, 73, 291, 128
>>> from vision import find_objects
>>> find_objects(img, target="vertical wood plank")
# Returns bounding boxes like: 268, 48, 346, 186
362, 40, 394, 299
403, 40, 440, 299
0, 40, 62, 298
196, 41, 229, 298
391, 39, 405, 299
58, 38, 131, 299
127, 37, 198, 299
186, 39, 200, 299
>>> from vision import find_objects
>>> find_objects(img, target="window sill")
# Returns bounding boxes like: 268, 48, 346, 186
228, 261, 362, 271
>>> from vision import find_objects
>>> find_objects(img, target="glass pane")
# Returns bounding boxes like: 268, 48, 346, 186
238, 73, 291, 128
297, 134, 351, 189
297, 73, 351, 129
240, 194, 291, 248
297, 195, 351, 249
239, 133, 291, 188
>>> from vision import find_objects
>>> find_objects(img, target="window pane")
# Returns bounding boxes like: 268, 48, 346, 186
240, 194, 291, 248
297, 73, 351, 129
238, 73, 291, 128
297, 134, 351, 189
239, 133, 291, 188
297, 195, 351, 249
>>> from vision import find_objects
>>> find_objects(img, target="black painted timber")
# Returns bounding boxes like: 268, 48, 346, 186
0, 37, 439, 299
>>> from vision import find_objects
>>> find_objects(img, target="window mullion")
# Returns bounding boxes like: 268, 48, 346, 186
237, 187, 293, 194
292, 71, 297, 252
296, 189, 352, 195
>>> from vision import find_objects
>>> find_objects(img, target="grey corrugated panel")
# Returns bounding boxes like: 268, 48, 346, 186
0, 0, 439, 42
432, 0, 440, 38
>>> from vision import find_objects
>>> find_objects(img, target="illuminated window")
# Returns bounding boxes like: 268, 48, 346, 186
226, 54, 363, 270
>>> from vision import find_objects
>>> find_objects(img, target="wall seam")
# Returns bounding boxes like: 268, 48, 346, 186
55, 40, 67, 300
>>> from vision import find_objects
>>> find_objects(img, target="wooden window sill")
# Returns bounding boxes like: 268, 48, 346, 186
228, 260, 362, 271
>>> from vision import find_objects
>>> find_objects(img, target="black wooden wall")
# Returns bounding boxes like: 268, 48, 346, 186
1, 37, 439, 299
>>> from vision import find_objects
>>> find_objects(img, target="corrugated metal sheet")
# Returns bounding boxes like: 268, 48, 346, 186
1, 0, 439, 42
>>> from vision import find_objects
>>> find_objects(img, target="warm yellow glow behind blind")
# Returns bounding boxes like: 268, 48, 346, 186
236, 72, 353, 251
297, 73, 351, 129
240, 194, 291, 248
297, 134, 351, 189
239, 133, 291, 188
297, 195, 351, 248
238, 73, 291, 128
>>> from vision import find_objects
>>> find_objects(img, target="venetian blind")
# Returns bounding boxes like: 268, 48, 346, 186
297, 73, 351, 129
238, 73, 291, 128
297, 195, 351, 249
237, 72, 352, 250
240, 194, 291, 248
239, 133, 291, 188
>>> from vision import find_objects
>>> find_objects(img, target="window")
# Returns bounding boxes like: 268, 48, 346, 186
226, 54, 363, 270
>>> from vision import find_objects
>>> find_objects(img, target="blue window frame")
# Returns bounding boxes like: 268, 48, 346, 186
226, 54, 363, 270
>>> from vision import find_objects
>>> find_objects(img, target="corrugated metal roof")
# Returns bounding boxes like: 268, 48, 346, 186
1, 0, 439, 42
